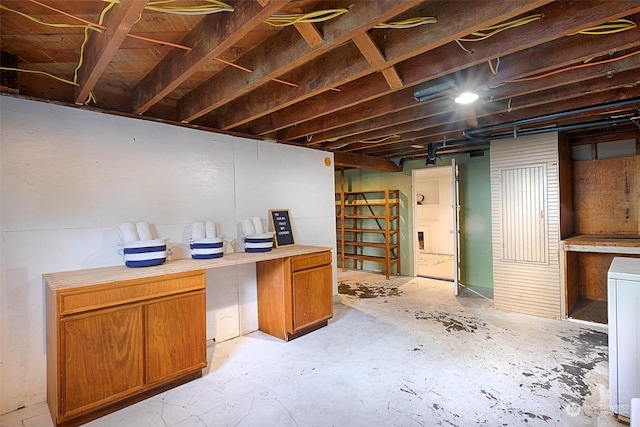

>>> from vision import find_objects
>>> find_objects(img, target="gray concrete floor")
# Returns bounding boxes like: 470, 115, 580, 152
1, 272, 622, 426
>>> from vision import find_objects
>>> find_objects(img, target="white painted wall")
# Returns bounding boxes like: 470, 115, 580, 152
0, 96, 337, 414
414, 166, 453, 254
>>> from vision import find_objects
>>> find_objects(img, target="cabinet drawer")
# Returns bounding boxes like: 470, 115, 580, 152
292, 251, 331, 272
59, 271, 205, 316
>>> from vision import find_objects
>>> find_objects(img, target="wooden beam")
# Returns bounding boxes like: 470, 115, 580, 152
258, 2, 640, 140
343, 65, 640, 151
352, 33, 386, 67
316, 53, 640, 145
352, 79, 640, 155
177, 0, 423, 123
294, 22, 323, 48
74, 0, 148, 105
276, 3, 640, 142
465, 107, 479, 128
214, 0, 554, 130
381, 88, 640, 159
321, 50, 640, 147
333, 151, 402, 172
352, 32, 403, 89
131, 0, 291, 115
381, 67, 404, 90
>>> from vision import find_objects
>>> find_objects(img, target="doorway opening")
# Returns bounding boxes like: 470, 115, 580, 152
412, 164, 459, 285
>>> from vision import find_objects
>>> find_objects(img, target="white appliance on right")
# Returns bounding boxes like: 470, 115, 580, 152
608, 257, 640, 420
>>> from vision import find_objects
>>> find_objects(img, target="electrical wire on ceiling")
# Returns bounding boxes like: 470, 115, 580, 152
0, 66, 79, 88
572, 18, 637, 35
373, 17, 437, 29
505, 48, 640, 83
454, 14, 542, 53
485, 17, 636, 78
454, 39, 473, 54
211, 56, 341, 90
143, 0, 234, 15
0, 4, 103, 32
359, 134, 401, 144
264, 9, 348, 27
488, 57, 501, 75
329, 143, 351, 149
0, 1, 203, 103
0, 2, 110, 98
74, 0, 117, 103
458, 14, 543, 42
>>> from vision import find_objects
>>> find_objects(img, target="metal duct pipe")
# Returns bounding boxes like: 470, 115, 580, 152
467, 117, 633, 143
428, 115, 636, 159
413, 80, 456, 102
463, 97, 640, 141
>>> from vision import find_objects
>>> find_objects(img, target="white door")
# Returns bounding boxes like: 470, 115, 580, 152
452, 159, 461, 295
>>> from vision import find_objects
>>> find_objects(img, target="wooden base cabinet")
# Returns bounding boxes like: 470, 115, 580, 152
257, 251, 333, 341
46, 270, 206, 427
60, 305, 145, 420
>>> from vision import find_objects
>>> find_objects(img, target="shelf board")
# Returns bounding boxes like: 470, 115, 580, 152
341, 201, 399, 206
343, 254, 400, 263
342, 228, 399, 234
343, 190, 399, 195
339, 241, 398, 250
340, 215, 399, 220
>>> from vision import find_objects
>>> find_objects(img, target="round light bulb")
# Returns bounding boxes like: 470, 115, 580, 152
455, 92, 479, 104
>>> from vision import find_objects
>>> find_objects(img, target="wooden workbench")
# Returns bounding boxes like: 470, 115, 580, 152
560, 235, 640, 322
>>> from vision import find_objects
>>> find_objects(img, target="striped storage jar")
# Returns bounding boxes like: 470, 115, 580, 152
244, 233, 274, 253
123, 239, 167, 267
190, 237, 224, 259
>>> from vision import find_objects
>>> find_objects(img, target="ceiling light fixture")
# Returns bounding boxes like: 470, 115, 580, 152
455, 92, 479, 104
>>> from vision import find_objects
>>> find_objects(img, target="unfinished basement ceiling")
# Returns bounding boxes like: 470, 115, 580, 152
1, 0, 640, 171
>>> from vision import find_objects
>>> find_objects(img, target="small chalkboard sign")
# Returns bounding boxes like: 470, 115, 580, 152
269, 209, 295, 247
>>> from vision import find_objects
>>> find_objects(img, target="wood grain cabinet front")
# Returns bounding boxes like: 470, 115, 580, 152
146, 292, 207, 386
46, 270, 206, 427
257, 251, 333, 340
60, 304, 145, 419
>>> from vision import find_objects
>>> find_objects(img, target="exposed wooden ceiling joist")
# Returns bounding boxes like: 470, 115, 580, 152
280, 1, 640, 144
344, 71, 640, 154
2, 0, 639, 169
74, 0, 148, 105
373, 86, 640, 159
213, 0, 553, 130
351, 32, 403, 90
177, 0, 424, 123
130, 0, 291, 115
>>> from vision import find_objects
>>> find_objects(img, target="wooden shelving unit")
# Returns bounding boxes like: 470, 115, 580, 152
336, 189, 400, 278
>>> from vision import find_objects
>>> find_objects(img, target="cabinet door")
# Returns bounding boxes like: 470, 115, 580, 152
291, 264, 333, 333
146, 291, 206, 385
60, 305, 144, 419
